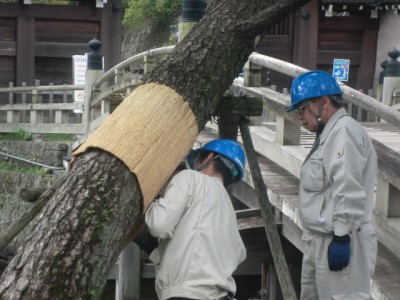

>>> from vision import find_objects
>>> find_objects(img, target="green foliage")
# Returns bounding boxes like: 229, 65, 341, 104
41, 133, 75, 142
15, 128, 32, 141
0, 162, 45, 175
0, 128, 32, 141
123, 0, 181, 28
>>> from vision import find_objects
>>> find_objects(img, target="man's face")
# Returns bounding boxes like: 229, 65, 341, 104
296, 99, 321, 133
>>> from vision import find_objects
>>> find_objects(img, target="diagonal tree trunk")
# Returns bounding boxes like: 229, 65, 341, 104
0, 0, 311, 299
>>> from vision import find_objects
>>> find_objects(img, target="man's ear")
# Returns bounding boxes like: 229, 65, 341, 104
322, 95, 330, 106
205, 152, 214, 163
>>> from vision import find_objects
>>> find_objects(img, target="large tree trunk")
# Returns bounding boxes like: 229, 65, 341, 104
0, 0, 310, 299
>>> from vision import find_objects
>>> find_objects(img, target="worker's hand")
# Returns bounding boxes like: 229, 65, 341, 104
133, 226, 159, 256
327, 234, 350, 271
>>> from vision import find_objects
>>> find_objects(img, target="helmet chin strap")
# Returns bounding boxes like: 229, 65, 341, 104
306, 99, 325, 135
194, 153, 218, 172
316, 99, 325, 135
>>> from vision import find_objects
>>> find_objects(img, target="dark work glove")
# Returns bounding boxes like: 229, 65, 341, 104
133, 226, 158, 256
328, 234, 350, 271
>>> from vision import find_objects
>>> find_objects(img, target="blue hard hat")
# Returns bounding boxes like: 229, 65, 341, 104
186, 139, 246, 183
287, 70, 343, 112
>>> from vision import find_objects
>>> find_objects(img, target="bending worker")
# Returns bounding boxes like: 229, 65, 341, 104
287, 70, 377, 299
144, 139, 246, 300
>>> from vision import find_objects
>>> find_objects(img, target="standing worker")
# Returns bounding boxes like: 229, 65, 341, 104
287, 70, 377, 299
144, 139, 247, 300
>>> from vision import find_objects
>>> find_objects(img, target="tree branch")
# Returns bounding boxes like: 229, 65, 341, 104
237, 0, 310, 33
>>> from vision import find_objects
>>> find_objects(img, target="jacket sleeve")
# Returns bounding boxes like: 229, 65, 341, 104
145, 171, 191, 239
325, 125, 368, 236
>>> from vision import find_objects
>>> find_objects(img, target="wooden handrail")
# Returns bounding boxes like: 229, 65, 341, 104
248, 52, 400, 128
0, 84, 84, 93
93, 46, 175, 88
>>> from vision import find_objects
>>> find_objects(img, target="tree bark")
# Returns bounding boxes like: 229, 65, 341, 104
0, 151, 143, 299
0, 0, 311, 299
145, 0, 311, 129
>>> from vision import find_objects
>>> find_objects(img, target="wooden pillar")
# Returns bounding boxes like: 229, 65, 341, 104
101, 0, 123, 71
16, 17, 34, 87
292, 0, 318, 69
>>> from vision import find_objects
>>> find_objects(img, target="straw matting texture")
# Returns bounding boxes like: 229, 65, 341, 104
74, 83, 198, 211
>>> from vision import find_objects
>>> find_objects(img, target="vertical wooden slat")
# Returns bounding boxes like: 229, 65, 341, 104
8, 82, 13, 105
21, 82, 27, 122
55, 110, 62, 124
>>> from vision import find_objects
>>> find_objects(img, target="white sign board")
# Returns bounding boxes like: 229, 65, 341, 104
332, 59, 350, 82
72, 55, 87, 104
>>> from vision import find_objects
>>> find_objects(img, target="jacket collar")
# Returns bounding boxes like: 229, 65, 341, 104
320, 107, 348, 144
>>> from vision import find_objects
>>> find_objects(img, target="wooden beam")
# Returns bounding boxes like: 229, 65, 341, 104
239, 116, 297, 300
0, 4, 101, 20
213, 95, 263, 117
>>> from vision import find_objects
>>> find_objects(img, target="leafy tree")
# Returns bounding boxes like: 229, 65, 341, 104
123, 0, 182, 28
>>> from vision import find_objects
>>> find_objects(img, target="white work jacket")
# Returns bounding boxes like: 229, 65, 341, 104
299, 108, 377, 240
145, 169, 246, 300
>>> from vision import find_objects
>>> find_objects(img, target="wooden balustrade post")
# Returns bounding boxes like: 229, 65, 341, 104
244, 59, 261, 88
21, 82, 27, 123
243, 60, 262, 125
83, 38, 104, 137
143, 54, 155, 75
8, 82, 13, 105
376, 171, 400, 218
275, 116, 300, 145
382, 48, 400, 109
114, 67, 124, 86
7, 82, 18, 124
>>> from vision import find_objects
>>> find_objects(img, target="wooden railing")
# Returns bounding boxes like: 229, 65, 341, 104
0, 83, 85, 135
1, 50, 400, 241
1, 47, 400, 299
86, 46, 175, 135
0, 46, 175, 137
229, 53, 400, 260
